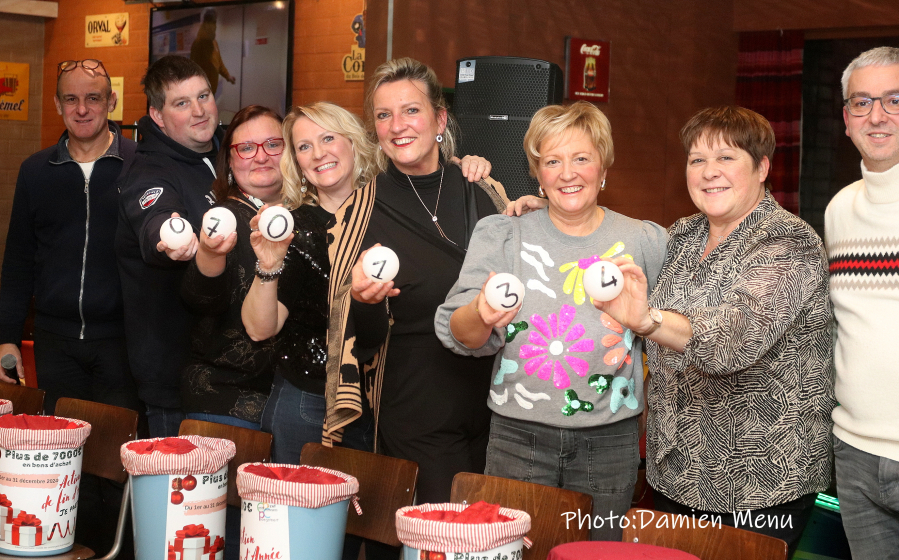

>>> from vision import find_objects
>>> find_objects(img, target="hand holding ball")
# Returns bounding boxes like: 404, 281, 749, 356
484, 273, 525, 311
362, 246, 400, 283
202, 207, 236, 239
160, 217, 193, 249
258, 206, 294, 242
583, 261, 624, 302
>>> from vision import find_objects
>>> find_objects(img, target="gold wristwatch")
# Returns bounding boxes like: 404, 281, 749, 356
636, 306, 663, 337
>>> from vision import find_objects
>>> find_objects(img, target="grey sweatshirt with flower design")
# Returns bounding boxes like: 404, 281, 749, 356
435, 208, 666, 429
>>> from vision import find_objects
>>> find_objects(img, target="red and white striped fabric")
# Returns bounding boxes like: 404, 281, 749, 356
0, 416, 90, 451
396, 503, 532, 552
0, 400, 11, 416
120, 435, 235, 476
237, 463, 361, 513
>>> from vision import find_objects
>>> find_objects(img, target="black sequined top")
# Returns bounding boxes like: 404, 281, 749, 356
180, 198, 331, 423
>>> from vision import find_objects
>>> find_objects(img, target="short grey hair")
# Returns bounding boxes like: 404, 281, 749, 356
842, 46, 899, 99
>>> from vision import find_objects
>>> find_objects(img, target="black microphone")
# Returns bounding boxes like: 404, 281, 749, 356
1, 354, 17, 380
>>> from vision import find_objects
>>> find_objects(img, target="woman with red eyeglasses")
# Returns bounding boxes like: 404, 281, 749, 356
179, 104, 315, 431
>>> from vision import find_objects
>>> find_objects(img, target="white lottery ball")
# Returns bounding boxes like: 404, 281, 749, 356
583, 261, 624, 302
362, 246, 400, 283
202, 207, 237, 239
484, 273, 525, 311
259, 206, 294, 242
159, 217, 194, 249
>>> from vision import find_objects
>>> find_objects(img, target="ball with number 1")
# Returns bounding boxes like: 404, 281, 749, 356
362, 246, 400, 283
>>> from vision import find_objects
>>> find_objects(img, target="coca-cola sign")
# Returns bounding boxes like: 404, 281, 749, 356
565, 37, 610, 103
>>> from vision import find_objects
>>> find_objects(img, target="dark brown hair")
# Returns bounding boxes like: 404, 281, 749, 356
141, 55, 209, 110
680, 106, 775, 172
211, 105, 284, 204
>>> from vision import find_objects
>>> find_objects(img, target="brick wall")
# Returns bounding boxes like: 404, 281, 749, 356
0, 13, 44, 267
41, 0, 367, 150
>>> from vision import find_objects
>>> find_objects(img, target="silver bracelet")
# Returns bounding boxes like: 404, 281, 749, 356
255, 260, 284, 283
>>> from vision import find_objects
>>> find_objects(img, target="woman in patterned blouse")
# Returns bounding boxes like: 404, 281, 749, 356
595, 106, 835, 555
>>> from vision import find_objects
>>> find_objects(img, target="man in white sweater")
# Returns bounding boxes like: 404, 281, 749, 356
826, 46, 899, 558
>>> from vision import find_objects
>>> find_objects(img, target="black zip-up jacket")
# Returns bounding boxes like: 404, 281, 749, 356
0, 121, 136, 346
115, 115, 223, 409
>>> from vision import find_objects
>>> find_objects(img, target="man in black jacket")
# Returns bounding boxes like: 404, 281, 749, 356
116, 55, 223, 437
0, 59, 139, 415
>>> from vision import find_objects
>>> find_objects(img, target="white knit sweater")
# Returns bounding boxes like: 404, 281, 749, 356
826, 161, 899, 462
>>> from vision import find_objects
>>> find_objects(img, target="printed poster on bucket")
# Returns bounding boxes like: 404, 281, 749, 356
405, 538, 525, 560
165, 466, 227, 560
240, 500, 290, 560
0, 446, 84, 553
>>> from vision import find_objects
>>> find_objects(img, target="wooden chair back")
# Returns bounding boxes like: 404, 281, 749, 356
0, 382, 45, 415
621, 508, 788, 560
55, 397, 139, 484
450, 472, 593, 560
300, 442, 418, 547
178, 419, 272, 508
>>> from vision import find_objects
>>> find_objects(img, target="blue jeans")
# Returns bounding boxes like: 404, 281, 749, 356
834, 434, 899, 559
484, 413, 639, 541
185, 412, 261, 431
146, 405, 185, 438
260, 374, 375, 463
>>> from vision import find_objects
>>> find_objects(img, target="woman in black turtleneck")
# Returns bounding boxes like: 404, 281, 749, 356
344, 58, 508, 505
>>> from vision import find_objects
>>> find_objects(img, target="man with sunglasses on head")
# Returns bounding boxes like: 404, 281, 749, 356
826, 46, 899, 558
116, 55, 224, 437
0, 59, 139, 416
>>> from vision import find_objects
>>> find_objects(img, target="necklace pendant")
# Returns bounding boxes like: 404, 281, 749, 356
432, 216, 438, 222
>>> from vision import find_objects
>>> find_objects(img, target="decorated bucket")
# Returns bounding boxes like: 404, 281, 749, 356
121, 436, 235, 560
0, 401, 11, 416
236, 463, 361, 560
0, 414, 92, 556
396, 502, 532, 560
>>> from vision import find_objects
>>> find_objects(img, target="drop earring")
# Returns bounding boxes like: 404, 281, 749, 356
538, 186, 545, 198
436, 134, 443, 143
600, 179, 606, 191
300, 176, 307, 193
227, 170, 234, 185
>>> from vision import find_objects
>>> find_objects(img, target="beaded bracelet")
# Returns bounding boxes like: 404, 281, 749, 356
255, 260, 284, 283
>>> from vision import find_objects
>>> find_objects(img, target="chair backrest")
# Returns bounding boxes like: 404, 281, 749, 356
450, 472, 593, 560
54, 397, 139, 483
300, 442, 418, 547
621, 508, 788, 560
0, 382, 45, 415
178, 419, 272, 508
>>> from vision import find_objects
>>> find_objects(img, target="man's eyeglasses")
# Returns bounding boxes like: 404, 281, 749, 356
843, 94, 899, 117
57, 59, 110, 81
231, 138, 285, 159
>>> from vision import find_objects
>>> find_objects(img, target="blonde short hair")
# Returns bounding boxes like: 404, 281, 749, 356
280, 101, 379, 208
365, 57, 458, 172
523, 101, 614, 177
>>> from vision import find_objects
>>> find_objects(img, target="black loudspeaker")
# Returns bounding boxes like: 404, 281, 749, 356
452, 56, 564, 200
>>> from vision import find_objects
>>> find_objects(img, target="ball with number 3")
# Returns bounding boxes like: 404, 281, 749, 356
362, 246, 400, 283
484, 273, 525, 311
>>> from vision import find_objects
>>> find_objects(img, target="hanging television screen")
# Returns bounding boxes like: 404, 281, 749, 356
150, 0, 293, 124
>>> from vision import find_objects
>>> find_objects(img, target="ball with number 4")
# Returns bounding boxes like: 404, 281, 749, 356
362, 246, 400, 283
583, 261, 624, 302
202, 207, 237, 239
484, 273, 525, 311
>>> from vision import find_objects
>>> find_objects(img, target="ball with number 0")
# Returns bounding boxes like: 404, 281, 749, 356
202, 207, 237, 239
583, 261, 624, 302
362, 246, 400, 283
159, 217, 194, 249
258, 206, 294, 242
484, 272, 525, 311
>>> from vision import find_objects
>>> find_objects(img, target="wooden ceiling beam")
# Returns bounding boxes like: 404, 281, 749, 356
0, 0, 58, 18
